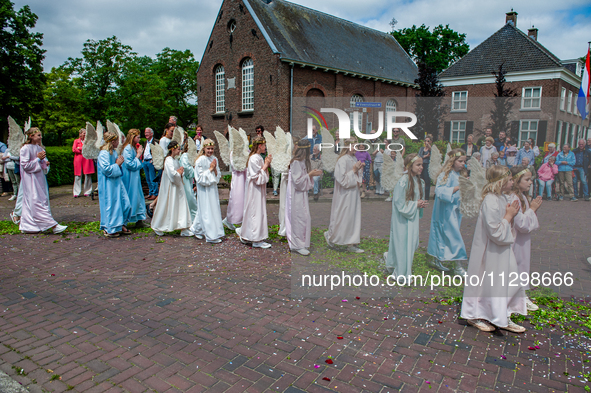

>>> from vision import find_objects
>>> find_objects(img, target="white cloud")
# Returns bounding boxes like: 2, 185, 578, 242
11, 0, 591, 71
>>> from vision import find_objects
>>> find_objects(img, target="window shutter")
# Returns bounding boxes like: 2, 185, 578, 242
510, 121, 519, 142
443, 122, 451, 142
537, 121, 547, 146
465, 121, 473, 143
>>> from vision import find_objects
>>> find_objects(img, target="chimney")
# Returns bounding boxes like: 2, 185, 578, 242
528, 26, 538, 41
506, 10, 517, 27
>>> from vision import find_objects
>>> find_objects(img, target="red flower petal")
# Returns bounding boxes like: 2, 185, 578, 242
528, 346, 535, 350
356, 296, 360, 300
325, 359, 333, 364
322, 377, 331, 381
337, 336, 343, 340
438, 321, 442, 324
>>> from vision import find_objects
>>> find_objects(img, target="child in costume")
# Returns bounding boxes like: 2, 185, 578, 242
150, 141, 193, 237
236, 136, 273, 248
427, 148, 468, 275
383, 153, 427, 282
179, 138, 198, 222
97, 131, 131, 237
324, 138, 365, 253
286, 138, 322, 256
509, 165, 542, 312
120, 129, 147, 227
191, 139, 225, 243
460, 165, 527, 333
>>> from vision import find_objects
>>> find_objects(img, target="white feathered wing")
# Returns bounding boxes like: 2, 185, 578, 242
230, 127, 248, 171
95, 121, 105, 150
186, 136, 198, 166
83, 122, 100, 159
172, 126, 185, 147
428, 144, 443, 184
381, 152, 405, 192
24, 117, 31, 132
151, 143, 165, 170
7, 116, 25, 156
459, 158, 488, 218
214, 130, 231, 167
320, 128, 338, 173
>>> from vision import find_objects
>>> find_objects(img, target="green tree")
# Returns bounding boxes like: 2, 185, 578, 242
413, 62, 447, 140
391, 24, 469, 73
490, 63, 517, 139
0, 0, 45, 139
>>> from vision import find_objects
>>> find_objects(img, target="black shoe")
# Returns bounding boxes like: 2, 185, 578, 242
146, 207, 154, 218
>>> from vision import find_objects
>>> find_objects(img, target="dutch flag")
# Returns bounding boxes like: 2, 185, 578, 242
577, 47, 590, 120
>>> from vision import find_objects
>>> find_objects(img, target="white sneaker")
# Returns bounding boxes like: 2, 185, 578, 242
525, 297, 539, 311
385, 197, 392, 202
324, 231, 335, 248
180, 229, 193, 237
467, 319, 495, 332
500, 320, 526, 333
154, 230, 164, 236
253, 241, 271, 249
235, 227, 241, 236
8, 195, 16, 201
346, 245, 364, 253
207, 238, 222, 244
293, 248, 310, 256
222, 218, 236, 231
194, 234, 204, 240
53, 224, 67, 234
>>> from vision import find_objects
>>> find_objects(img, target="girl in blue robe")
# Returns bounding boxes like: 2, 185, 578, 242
383, 153, 428, 284
120, 129, 147, 226
97, 131, 132, 238
427, 148, 468, 275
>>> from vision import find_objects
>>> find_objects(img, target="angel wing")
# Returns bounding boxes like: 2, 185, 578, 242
151, 143, 165, 170
428, 144, 443, 184
443, 143, 452, 164
238, 128, 250, 157
172, 126, 185, 147
263, 130, 278, 156
24, 117, 31, 132
186, 136, 198, 165
95, 121, 104, 150
7, 116, 25, 156
381, 152, 405, 192
459, 159, 487, 218
214, 130, 231, 166
320, 128, 338, 173
82, 122, 100, 159
112, 122, 126, 155
269, 126, 290, 173
230, 127, 248, 171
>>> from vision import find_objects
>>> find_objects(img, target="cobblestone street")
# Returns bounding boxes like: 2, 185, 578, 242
0, 186, 590, 392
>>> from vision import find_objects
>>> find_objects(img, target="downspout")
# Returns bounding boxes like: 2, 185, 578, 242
289, 63, 294, 135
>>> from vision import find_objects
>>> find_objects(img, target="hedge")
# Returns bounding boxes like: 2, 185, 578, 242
45, 146, 76, 187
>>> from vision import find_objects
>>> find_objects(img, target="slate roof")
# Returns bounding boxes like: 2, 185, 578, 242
244, 0, 418, 85
439, 22, 563, 79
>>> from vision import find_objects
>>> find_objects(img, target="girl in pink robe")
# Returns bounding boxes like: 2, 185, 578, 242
236, 136, 273, 248
19, 128, 67, 234
509, 165, 542, 311
72, 128, 95, 197
222, 151, 247, 230
286, 139, 322, 256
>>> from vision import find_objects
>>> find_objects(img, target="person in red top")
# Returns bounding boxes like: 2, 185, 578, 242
72, 128, 95, 197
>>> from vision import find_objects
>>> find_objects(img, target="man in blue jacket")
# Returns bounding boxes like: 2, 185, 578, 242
556, 144, 576, 201
572, 139, 591, 201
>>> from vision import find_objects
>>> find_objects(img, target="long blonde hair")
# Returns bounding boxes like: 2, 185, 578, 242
337, 138, 357, 160
290, 138, 311, 172
196, 138, 215, 161
247, 135, 266, 166
121, 128, 140, 152
404, 153, 424, 202
100, 131, 118, 154
481, 165, 512, 201
510, 165, 531, 212
437, 148, 467, 184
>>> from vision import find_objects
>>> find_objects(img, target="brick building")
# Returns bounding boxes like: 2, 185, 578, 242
439, 11, 587, 148
197, 0, 418, 141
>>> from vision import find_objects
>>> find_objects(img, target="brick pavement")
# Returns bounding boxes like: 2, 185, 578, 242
0, 186, 590, 392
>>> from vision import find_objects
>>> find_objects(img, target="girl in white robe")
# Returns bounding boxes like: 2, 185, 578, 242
179, 149, 198, 222
191, 139, 225, 243
509, 165, 542, 312
383, 154, 427, 283
150, 141, 193, 237
236, 136, 273, 248
460, 165, 527, 333
286, 139, 323, 256
324, 138, 364, 253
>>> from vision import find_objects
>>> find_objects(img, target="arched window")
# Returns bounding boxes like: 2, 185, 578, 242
386, 99, 396, 112
242, 58, 254, 111
215, 65, 225, 113
350, 94, 363, 132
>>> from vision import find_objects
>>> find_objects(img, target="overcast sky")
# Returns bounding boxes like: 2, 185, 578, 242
11, 0, 591, 71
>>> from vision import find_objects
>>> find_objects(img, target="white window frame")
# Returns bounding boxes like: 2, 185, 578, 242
451, 91, 468, 112
521, 87, 542, 110
450, 121, 466, 143
519, 120, 538, 147
215, 65, 225, 113
386, 99, 396, 112
556, 120, 562, 144
567, 91, 573, 114
560, 87, 566, 111
241, 58, 254, 111
349, 94, 363, 132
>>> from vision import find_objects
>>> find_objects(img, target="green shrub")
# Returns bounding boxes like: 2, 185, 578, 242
45, 146, 76, 187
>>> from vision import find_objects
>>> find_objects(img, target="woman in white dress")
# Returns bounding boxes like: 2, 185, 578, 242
460, 165, 527, 333
150, 141, 193, 237
236, 136, 273, 248
286, 139, 322, 256
324, 138, 364, 253
191, 139, 225, 243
